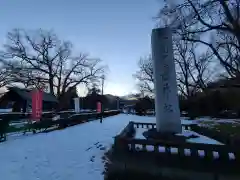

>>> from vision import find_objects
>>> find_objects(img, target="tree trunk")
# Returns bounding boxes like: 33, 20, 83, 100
49, 75, 54, 95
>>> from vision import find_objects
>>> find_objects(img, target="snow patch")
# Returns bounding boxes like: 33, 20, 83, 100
184, 149, 191, 156
146, 145, 154, 152
170, 147, 178, 154
198, 150, 205, 157
135, 144, 143, 151
0, 114, 236, 180
229, 153, 235, 160
0, 114, 133, 180
213, 151, 219, 159
158, 146, 165, 152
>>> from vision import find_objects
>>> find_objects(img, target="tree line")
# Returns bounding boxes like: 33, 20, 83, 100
134, 0, 240, 117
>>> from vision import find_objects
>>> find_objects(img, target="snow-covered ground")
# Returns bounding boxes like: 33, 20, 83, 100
193, 117, 240, 129
194, 117, 240, 124
0, 114, 228, 180
134, 126, 223, 145
0, 108, 12, 113
0, 114, 146, 180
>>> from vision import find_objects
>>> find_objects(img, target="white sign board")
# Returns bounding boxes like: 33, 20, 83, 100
74, 98, 80, 113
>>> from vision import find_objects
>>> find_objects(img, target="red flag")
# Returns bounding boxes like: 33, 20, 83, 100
31, 89, 43, 121
97, 102, 101, 113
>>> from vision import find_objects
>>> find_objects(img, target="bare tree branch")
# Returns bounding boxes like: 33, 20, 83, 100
157, 0, 240, 79
1, 29, 105, 98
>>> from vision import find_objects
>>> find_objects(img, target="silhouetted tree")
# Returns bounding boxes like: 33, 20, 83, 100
157, 0, 240, 78
0, 29, 105, 97
133, 56, 154, 95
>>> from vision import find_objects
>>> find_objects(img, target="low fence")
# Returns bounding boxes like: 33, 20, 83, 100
0, 111, 59, 122
0, 110, 118, 121
114, 122, 240, 174
0, 112, 28, 122
57, 110, 120, 128
0, 110, 120, 139
132, 122, 194, 131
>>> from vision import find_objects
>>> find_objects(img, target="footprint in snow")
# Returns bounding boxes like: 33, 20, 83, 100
90, 155, 95, 162
94, 142, 100, 146
100, 146, 106, 151
96, 144, 104, 148
85, 146, 93, 151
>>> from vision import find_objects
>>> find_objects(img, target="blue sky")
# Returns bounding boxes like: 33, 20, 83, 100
0, 0, 162, 96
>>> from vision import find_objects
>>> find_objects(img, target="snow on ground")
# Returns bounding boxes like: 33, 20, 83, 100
0, 108, 12, 113
0, 114, 228, 180
178, 130, 223, 145
0, 114, 147, 180
195, 117, 240, 124
133, 117, 222, 145
193, 117, 240, 129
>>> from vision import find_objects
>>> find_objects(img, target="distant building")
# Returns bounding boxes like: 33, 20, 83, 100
0, 87, 58, 112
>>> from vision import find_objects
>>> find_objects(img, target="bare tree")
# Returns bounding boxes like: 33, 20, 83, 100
174, 39, 213, 97
0, 59, 47, 89
134, 23, 213, 99
134, 46, 213, 98
0, 62, 11, 88
133, 55, 154, 95
216, 31, 240, 77
157, 0, 240, 78
1, 29, 105, 97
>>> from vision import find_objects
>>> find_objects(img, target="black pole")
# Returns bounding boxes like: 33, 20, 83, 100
100, 75, 104, 123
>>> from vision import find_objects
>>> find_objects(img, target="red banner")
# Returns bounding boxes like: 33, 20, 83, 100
97, 102, 101, 113
31, 89, 43, 121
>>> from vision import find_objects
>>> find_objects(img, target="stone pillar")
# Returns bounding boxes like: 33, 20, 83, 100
74, 97, 80, 113
151, 27, 181, 133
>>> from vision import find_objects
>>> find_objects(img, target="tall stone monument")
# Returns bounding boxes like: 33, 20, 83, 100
151, 27, 181, 134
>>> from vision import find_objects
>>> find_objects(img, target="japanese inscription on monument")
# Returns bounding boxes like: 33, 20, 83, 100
161, 36, 173, 113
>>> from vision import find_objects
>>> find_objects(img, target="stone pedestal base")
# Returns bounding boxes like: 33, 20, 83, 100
143, 128, 198, 143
